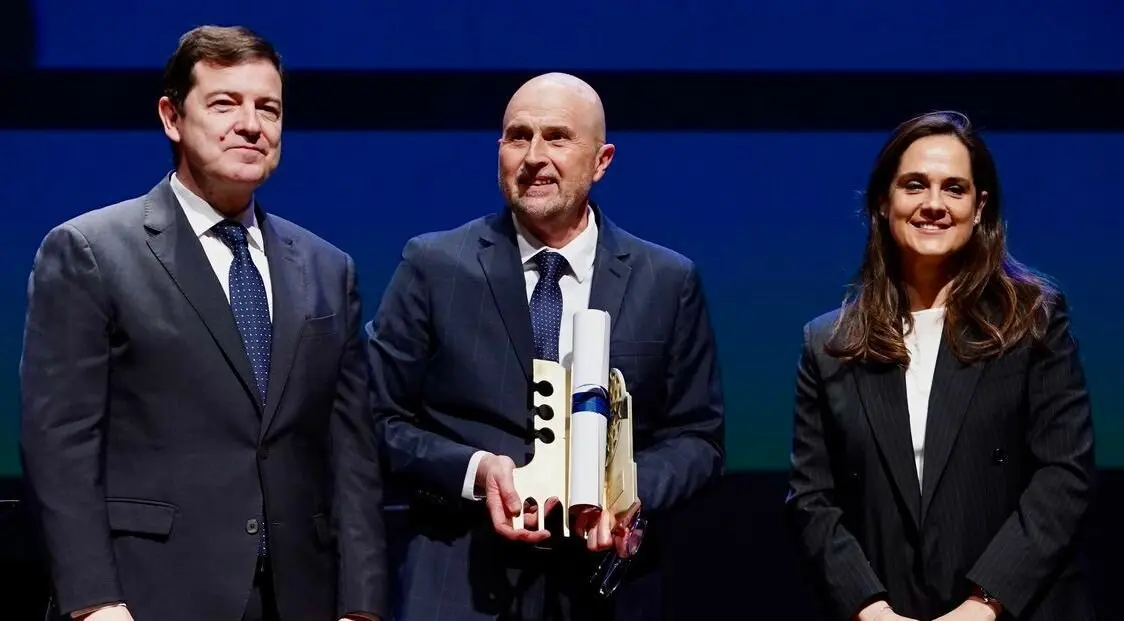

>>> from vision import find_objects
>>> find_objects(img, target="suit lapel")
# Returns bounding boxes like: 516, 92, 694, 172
258, 211, 305, 439
143, 178, 260, 410
919, 334, 984, 521
478, 213, 535, 380
854, 363, 921, 528
477, 206, 633, 377
587, 208, 632, 336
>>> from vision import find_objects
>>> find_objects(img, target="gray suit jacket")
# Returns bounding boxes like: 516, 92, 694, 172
20, 176, 389, 621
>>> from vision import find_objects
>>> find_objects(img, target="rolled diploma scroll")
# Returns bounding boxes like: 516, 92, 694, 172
568, 309, 611, 510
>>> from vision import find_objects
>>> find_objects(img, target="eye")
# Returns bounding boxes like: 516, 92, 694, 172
904, 180, 925, 191
945, 184, 966, 196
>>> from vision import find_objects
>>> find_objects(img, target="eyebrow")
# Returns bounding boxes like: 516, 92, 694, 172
203, 90, 282, 105
504, 123, 573, 135
897, 171, 973, 186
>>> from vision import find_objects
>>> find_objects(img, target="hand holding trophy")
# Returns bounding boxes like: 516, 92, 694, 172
511, 309, 644, 597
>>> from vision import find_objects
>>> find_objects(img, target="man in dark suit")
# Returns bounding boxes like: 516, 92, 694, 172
366, 73, 725, 620
19, 26, 387, 621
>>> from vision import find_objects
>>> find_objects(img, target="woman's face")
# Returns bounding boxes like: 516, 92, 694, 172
884, 134, 987, 269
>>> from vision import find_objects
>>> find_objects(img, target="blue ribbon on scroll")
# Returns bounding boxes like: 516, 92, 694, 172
572, 387, 610, 419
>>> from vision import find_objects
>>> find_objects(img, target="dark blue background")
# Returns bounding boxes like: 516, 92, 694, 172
1, 130, 1119, 475
2, 1, 1119, 476
35, 0, 1124, 70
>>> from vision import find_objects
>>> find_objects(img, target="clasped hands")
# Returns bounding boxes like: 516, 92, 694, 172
858, 596, 1000, 621
76, 607, 379, 621
477, 454, 640, 556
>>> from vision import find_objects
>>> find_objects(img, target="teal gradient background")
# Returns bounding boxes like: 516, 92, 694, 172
1, 131, 1120, 475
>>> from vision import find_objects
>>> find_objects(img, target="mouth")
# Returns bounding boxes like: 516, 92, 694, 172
519, 175, 556, 186
518, 176, 558, 195
911, 221, 950, 231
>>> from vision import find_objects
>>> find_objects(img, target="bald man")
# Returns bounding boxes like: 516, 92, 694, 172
365, 73, 725, 621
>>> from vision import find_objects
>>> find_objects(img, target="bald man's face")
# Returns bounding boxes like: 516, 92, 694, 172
498, 84, 613, 222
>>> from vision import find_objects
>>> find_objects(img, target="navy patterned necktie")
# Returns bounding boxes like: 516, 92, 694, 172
530, 251, 569, 362
212, 220, 272, 557
212, 220, 272, 405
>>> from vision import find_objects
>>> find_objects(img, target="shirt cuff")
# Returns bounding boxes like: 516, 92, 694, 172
461, 450, 490, 501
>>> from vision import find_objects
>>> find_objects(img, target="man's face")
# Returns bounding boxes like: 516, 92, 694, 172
160, 59, 283, 192
497, 85, 613, 221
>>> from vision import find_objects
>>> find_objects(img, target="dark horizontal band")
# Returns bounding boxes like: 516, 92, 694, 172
2, 69, 1123, 131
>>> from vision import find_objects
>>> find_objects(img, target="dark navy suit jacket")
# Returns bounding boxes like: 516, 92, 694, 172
366, 205, 724, 620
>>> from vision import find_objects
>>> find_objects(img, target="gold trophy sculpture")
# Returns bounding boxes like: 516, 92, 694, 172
511, 310, 639, 537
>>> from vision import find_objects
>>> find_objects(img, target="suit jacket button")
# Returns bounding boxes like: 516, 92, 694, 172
246, 518, 260, 534
992, 448, 1008, 464
257, 445, 269, 460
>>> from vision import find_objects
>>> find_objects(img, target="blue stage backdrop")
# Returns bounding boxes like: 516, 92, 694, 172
0, 130, 1120, 475
0, 0, 1119, 477
33, 0, 1124, 70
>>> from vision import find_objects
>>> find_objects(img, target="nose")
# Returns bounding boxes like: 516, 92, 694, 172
233, 103, 262, 139
921, 184, 946, 215
523, 135, 548, 167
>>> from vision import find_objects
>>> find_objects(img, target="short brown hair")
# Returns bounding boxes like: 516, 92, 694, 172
825, 111, 1054, 365
161, 25, 282, 162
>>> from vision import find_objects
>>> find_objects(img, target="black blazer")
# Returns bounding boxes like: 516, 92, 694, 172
19, 177, 389, 621
785, 294, 1095, 620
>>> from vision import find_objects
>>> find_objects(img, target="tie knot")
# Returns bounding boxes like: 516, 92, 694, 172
212, 220, 249, 250
534, 251, 568, 283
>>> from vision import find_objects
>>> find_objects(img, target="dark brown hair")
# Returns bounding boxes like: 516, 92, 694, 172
825, 111, 1054, 365
161, 25, 282, 162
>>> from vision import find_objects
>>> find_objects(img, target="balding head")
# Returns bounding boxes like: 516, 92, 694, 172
502, 72, 607, 144
497, 73, 615, 242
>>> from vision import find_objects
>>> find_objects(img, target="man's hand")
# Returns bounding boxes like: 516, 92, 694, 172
72, 605, 133, 621
476, 453, 556, 543
855, 600, 919, 621
574, 500, 643, 555
934, 598, 1000, 621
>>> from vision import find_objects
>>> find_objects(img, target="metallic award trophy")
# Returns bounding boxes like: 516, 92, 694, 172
512, 310, 644, 598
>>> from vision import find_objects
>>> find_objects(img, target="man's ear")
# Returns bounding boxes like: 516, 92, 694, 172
591, 143, 615, 183
158, 96, 182, 143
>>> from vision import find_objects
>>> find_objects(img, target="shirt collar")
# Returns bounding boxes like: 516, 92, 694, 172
170, 172, 264, 251
512, 205, 598, 284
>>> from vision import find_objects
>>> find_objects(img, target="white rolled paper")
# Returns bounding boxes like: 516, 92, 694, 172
568, 309, 611, 509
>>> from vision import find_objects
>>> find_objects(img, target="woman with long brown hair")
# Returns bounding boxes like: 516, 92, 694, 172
785, 111, 1095, 621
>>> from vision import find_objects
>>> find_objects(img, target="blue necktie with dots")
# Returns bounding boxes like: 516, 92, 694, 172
530, 251, 568, 362
212, 219, 272, 556
212, 220, 272, 405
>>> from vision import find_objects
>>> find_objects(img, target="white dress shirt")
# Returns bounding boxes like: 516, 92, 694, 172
459, 207, 600, 500
170, 173, 273, 318
903, 307, 945, 489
